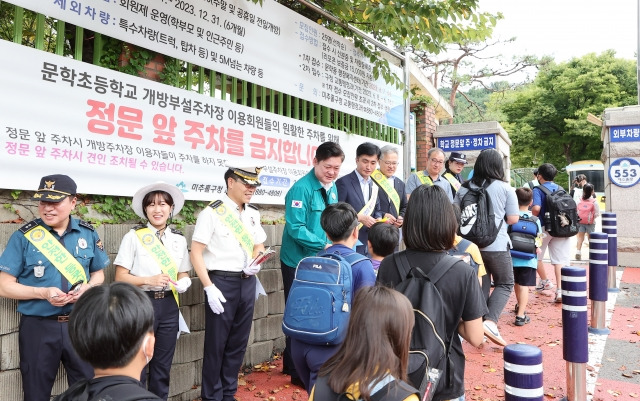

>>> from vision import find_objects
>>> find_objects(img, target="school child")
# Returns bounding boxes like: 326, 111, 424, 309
367, 222, 399, 274
512, 188, 542, 326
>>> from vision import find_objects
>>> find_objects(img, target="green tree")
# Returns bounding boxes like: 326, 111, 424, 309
498, 51, 637, 171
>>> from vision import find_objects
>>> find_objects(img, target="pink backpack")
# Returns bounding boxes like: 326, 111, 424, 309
577, 198, 596, 224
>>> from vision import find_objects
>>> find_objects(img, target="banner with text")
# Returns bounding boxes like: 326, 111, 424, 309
12, 0, 404, 129
0, 40, 400, 204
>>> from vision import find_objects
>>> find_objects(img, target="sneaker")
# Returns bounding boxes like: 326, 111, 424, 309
483, 320, 507, 346
536, 279, 555, 292
555, 290, 562, 303
515, 314, 531, 326
575, 250, 582, 261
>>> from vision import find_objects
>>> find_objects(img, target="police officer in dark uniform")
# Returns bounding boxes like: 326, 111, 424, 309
190, 166, 267, 401
0, 174, 110, 401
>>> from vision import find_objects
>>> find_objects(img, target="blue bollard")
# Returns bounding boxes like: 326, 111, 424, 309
601, 213, 619, 293
588, 233, 609, 335
504, 344, 543, 401
561, 266, 587, 401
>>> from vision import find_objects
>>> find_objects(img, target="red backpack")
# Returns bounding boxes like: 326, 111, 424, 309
577, 197, 596, 224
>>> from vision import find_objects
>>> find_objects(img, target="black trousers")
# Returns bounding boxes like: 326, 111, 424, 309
201, 273, 256, 401
19, 315, 93, 401
140, 294, 179, 400
280, 262, 300, 379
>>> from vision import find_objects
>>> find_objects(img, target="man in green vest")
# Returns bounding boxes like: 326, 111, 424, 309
405, 147, 454, 202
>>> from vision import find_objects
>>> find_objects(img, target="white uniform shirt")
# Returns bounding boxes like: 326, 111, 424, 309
114, 222, 191, 291
191, 194, 267, 272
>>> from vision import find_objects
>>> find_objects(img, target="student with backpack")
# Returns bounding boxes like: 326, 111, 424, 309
287, 202, 376, 393
378, 185, 486, 401
53, 283, 161, 401
575, 183, 600, 260
510, 188, 543, 326
454, 149, 519, 347
368, 222, 400, 274
532, 163, 577, 303
310, 286, 420, 401
451, 204, 487, 288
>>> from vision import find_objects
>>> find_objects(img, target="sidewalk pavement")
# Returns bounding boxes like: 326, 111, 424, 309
233, 262, 639, 401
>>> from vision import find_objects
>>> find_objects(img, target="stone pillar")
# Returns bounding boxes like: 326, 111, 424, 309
434, 121, 512, 182
601, 105, 640, 267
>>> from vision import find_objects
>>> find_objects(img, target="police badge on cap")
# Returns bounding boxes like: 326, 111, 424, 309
228, 166, 263, 187
448, 152, 468, 164
32, 174, 77, 202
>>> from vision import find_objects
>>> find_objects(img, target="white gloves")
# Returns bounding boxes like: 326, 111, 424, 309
243, 264, 261, 276
174, 277, 192, 293
204, 284, 226, 314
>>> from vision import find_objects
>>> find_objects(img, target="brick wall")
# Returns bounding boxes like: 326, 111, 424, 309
0, 222, 286, 401
411, 104, 437, 172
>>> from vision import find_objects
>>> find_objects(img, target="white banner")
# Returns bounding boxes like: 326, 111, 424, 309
10, 0, 404, 128
0, 40, 401, 204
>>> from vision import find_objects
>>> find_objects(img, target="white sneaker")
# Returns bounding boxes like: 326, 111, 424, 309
575, 250, 582, 261
483, 320, 507, 346
555, 290, 563, 303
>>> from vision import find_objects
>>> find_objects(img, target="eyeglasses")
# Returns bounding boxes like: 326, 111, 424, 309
430, 158, 445, 165
382, 161, 398, 166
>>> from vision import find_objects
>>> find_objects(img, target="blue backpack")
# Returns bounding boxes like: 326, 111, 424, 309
282, 250, 367, 345
508, 214, 539, 259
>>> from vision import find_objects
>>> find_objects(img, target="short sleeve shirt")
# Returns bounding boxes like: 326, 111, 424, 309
405, 171, 454, 202
113, 223, 191, 291
191, 194, 267, 272
0, 218, 110, 316
532, 182, 559, 218
454, 180, 519, 251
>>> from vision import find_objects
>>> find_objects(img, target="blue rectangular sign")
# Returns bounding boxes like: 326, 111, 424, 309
610, 125, 640, 142
437, 134, 496, 151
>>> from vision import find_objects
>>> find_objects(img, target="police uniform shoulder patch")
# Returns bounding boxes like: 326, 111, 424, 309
170, 227, 184, 236
133, 224, 147, 231
208, 200, 223, 209
19, 219, 39, 234
246, 204, 258, 210
78, 220, 95, 231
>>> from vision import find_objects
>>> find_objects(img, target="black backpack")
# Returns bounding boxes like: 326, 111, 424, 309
53, 379, 159, 401
392, 252, 461, 401
457, 180, 502, 248
312, 374, 419, 401
537, 185, 578, 238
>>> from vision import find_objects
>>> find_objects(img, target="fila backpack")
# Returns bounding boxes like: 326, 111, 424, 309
282, 250, 367, 345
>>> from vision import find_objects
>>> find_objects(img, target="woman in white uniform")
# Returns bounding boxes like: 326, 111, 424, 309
114, 182, 192, 400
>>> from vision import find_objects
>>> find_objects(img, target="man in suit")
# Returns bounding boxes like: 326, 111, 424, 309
371, 145, 407, 228
336, 142, 382, 255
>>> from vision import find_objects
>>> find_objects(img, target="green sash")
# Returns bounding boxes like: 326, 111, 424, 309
416, 171, 434, 186
357, 183, 379, 230
23, 225, 87, 285
209, 201, 254, 261
443, 172, 462, 192
135, 227, 180, 306
371, 169, 400, 215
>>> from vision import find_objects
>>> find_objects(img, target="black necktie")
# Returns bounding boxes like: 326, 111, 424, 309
320, 188, 328, 206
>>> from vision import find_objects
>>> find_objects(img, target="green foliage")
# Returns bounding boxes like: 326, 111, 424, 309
178, 200, 207, 227
497, 51, 637, 171
100, 38, 153, 77
10, 190, 21, 200
88, 195, 139, 224
158, 57, 183, 87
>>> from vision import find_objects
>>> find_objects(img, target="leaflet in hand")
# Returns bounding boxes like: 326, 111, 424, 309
249, 247, 275, 267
